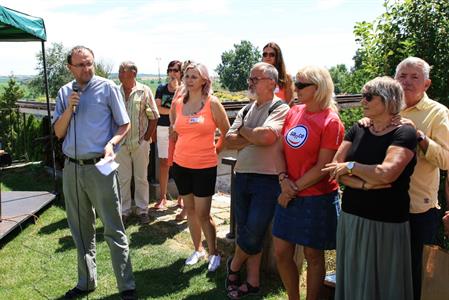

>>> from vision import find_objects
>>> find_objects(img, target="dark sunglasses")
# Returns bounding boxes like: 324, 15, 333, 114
168, 68, 180, 73
294, 81, 315, 90
262, 52, 276, 58
362, 92, 380, 102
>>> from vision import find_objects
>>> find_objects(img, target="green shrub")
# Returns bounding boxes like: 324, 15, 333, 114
339, 107, 364, 130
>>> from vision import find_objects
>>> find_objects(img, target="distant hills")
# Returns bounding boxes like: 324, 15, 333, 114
0, 73, 162, 84
0, 75, 34, 83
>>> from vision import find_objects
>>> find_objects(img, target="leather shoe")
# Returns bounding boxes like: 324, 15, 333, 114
64, 287, 94, 299
120, 289, 137, 300
139, 213, 150, 225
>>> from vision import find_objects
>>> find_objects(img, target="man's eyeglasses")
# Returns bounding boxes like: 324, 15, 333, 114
247, 77, 271, 85
262, 52, 276, 58
168, 68, 180, 73
71, 62, 94, 69
294, 81, 315, 90
361, 92, 380, 102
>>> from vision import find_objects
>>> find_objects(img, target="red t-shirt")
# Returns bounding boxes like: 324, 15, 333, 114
282, 104, 345, 196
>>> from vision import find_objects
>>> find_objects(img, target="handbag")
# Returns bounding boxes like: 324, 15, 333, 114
421, 245, 449, 300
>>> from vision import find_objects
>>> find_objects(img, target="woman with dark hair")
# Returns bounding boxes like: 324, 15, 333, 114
262, 42, 294, 105
154, 60, 182, 210
323, 76, 416, 300
170, 62, 230, 272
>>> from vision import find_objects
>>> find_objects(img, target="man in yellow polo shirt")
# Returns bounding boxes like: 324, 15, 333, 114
395, 57, 449, 300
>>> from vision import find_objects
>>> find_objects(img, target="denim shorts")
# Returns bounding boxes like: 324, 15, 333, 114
234, 173, 280, 255
272, 190, 340, 250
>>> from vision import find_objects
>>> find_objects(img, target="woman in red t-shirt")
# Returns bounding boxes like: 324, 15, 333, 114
273, 66, 344, 300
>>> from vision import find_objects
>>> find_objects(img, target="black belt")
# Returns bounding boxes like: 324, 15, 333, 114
67, 157, 102, 166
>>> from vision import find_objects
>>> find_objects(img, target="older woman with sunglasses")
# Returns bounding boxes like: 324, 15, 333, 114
170, 62, 230, 272
154, 60, 183, 210
262, 42, 294, 105
273, 66, 344, 300
322, 76, 416, 300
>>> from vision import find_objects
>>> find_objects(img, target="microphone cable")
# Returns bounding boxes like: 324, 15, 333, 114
72, 97, 90, 299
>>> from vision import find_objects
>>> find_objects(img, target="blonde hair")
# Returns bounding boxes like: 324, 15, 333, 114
181, 63, 212, 103
296, 66, 338, 112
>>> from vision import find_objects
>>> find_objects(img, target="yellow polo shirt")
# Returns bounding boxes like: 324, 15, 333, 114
400, 93, 449, 213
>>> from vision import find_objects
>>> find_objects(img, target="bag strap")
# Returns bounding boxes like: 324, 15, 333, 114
268, 100, 286, 115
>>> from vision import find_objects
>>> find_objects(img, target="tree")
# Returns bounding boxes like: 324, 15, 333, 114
29, 42, 72, 99
30, 42, 116, 99
95, 59, 114, 79
216, 40, 261, 92
329, 64, 352, 94
351, 0, 449, 105
0, 76, 24, 153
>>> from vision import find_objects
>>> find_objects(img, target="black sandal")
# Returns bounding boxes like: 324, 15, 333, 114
225, 256, 240, 292
227, 281, 260, 299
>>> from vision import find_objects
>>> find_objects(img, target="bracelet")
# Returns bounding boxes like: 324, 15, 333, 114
279, 172, 288, 182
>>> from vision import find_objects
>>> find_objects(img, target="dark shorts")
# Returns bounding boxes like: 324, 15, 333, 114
272, 191, 340, 250
234, 173, 280, 255
171, 162, 217, 197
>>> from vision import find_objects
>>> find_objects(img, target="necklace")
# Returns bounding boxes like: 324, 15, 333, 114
185, 100, 204, 116
370, 122, 393, 133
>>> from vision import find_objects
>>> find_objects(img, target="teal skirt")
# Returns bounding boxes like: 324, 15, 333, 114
335, 211, 413, 300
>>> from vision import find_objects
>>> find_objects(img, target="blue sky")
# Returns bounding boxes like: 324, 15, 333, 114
0, 0, 386, 76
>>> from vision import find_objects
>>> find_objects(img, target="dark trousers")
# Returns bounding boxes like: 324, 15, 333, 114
409, 208, 439, 300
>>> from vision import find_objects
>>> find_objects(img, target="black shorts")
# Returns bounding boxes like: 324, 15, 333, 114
171, 163, 217, 197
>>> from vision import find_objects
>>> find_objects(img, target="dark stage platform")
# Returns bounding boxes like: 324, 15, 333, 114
0, 191, 56, 240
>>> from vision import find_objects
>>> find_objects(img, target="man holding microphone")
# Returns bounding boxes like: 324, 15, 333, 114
53, 46, 136, 300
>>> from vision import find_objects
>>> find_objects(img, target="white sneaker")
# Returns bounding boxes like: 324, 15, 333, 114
185, 250, 206, 265
208, 254, 221, 272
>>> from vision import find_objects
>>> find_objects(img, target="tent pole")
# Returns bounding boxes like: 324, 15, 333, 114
41, 41, 58, 194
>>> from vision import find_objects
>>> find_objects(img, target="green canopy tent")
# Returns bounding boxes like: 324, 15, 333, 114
0, 6, 57, 194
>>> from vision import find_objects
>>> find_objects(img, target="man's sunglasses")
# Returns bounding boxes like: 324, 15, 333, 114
294, 81, 315, 90
168, 68, 180, 73
262, 52, 275, 58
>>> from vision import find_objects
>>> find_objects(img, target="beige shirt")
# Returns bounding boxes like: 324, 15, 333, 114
227, 98, 289, 175
400, 93, 449, 213
120, 82, 159, 150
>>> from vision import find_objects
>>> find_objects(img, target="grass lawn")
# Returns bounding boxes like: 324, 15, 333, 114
0, 165, 287, 299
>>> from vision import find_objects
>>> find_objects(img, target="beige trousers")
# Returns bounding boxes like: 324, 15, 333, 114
116, 141, 150, 216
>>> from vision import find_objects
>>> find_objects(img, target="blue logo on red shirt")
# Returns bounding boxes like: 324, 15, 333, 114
285, 125, 308, 148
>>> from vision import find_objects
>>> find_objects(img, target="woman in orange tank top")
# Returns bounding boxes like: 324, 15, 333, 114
169, 62, 230, 272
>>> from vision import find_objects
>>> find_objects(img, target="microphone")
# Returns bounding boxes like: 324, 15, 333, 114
72, 82, 80, 113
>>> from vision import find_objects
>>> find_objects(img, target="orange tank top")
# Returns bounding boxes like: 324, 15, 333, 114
275, 86, 287, 101
173, 96, 218, 169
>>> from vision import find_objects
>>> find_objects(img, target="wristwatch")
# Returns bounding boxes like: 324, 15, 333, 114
346, 161, 355, 176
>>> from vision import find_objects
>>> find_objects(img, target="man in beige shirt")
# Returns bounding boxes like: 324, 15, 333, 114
224, 62, 289, 299
117, 61, 159, 225
396, 57, 449, 300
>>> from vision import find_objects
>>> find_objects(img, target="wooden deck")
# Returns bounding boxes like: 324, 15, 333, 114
0, 191, 56, 240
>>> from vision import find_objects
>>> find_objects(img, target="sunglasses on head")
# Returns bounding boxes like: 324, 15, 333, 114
294, 81, 315, 90
362, 92, 379, 102
262, 52, 276, 58
168, 68, 180, 73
